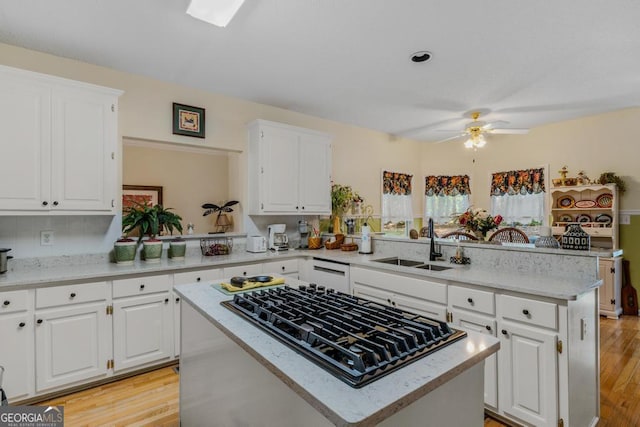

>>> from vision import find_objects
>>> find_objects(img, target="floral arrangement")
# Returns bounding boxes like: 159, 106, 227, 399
456, 207, 503, 237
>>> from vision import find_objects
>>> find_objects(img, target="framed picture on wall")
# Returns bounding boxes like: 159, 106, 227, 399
172, 103, 205, 138
122, 185, 163, 211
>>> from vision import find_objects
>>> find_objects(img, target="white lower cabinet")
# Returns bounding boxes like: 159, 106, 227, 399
173, 268, 223, 357
0, 290, 34, 401
448, 285, 498, 409
350, 267, 447, 321
34, 283, 110, 393
599, 256, 622, 319
262, 259, 299, 279
112, 275, 173, 372
497, 319, 558, 426
223, 263, 263, 278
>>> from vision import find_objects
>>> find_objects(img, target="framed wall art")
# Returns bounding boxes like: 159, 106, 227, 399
173, 103, 206, 138
122, 185, 163, 211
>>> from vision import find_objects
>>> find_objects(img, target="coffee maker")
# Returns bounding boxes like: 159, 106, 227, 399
267, 224, 289, 251
298, 220, 309, 248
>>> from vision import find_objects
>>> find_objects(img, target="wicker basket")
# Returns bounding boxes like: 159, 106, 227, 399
324, 234, 345, 250
200, 237, 233, 256
341, 243, 358, 251
308, 237, 323, 249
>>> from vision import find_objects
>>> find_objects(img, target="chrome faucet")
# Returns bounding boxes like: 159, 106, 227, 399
428, 218, 442, 261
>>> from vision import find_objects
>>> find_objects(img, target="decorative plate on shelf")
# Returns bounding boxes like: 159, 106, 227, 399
576, 214, 592, 223
558, 214, 574, 223
575, 200, 596, 208
558, 195, 575, 209
596, 193, 613, 208
595, 213, 613, 224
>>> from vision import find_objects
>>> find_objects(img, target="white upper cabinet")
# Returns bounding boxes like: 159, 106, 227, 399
0, 65, 122, 215
248, 120, 332, 215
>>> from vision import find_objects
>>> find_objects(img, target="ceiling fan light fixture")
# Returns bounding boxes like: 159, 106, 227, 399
186, 0, 245, 27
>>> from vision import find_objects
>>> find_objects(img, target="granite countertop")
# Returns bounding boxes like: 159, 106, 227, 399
0, 246, 602, 300
174, 279, 500, 426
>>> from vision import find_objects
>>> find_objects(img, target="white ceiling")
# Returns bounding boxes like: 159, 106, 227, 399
1, 0, 639, 142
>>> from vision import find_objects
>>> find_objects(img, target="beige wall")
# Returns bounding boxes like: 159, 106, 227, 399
419, 108, 640, 211
123, 144, 230, 234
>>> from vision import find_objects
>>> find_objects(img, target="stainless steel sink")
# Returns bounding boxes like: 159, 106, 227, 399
414, 264, 452, 272
371, 257, 424, 267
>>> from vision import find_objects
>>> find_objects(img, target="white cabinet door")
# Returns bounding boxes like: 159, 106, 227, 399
0, 313, 33, 401
0, 65, 120, 214
498, 321, 558, 427
0, 72, 51, 211
599, 257, 622, 319
260, 126, 299, 213
450, 308, 498, 409
248, 120, 332, 215
113, 293, 173, 372
298, 133, 331, 214
35, 302, 110, 392
353, 284, 392, 306
51, 86, 117, 212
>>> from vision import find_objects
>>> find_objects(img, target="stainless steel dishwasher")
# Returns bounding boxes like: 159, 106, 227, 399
309, 258, 350, 293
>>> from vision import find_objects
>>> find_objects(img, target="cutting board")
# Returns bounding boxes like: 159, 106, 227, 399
621, 259, 638, 316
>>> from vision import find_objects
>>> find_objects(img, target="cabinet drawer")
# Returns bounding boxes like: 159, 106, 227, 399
223, 264, 263, 278
0, 290, 29, 313
174, 269, 223, 285
263, 259, 298, 275
449, 286, 495, 315
36, 282, 108, 309
498, 294, 558, 330
113, 275, 171, 298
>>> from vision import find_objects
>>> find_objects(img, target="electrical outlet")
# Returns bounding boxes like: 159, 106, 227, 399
40, 230, 54, 246
620, 214, 631, 225
580, 318, 587, 340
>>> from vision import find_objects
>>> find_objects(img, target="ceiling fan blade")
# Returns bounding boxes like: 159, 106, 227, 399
482, 120, 509, 130
433, 133, 466, 144
489, 128, 530, 134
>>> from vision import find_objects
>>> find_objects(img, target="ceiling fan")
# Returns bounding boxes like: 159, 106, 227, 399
435, 111, 529, 148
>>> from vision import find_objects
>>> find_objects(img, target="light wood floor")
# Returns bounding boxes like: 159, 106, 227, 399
37, 315, 640, 427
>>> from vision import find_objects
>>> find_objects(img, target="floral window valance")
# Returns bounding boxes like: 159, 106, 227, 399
490, 168, 545, 196
425, 175, 471, 197
383, 171, 412, 195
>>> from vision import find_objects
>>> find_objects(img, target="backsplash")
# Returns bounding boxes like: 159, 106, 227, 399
0, 215, 121, 259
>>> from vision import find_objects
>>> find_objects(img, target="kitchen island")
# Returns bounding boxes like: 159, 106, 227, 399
175, 279, 500, 426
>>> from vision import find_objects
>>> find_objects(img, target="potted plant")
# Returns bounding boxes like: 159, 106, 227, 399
122, 202, 163, 262
155, 205, 185, 259
331, 184, 355, 233
202, 200, 239, 233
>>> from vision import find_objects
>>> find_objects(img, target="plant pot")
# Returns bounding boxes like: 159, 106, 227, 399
114, 239, 137, 265
169, 240, 187, 259
142, 239, 163, 262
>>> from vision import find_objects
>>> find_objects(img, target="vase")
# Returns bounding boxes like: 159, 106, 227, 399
169, 240, 187, 259
142, 239, 163, 262
474, 230, 487, 241
561, 223, 590, 250
333, 215, 341, 234
114, 239, 137, 264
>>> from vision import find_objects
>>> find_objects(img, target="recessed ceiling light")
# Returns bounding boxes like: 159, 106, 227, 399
410, 51, 432, 63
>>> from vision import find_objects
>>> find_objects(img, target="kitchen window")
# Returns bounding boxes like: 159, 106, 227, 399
490, 167, 546, 226
424, 175, 471, 225
381, 170, 413, 236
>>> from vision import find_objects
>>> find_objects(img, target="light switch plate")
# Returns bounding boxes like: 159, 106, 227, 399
620, 214, 631, 225
40, 230, 54, 246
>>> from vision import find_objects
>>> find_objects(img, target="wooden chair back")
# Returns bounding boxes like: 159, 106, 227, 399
488, 227, 530, 243
439, 231, 479, 241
